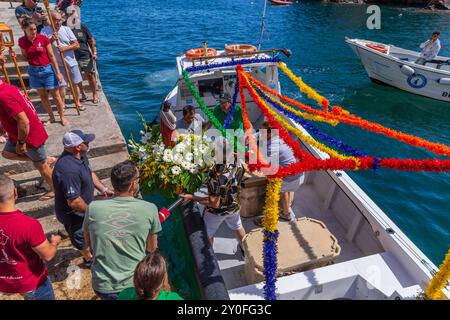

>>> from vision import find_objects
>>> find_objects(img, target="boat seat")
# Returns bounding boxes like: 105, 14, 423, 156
242, 217, 341, 285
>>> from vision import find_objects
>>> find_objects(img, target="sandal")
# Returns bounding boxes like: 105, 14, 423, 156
38, 191, 55, 201
92, 98, 99, 105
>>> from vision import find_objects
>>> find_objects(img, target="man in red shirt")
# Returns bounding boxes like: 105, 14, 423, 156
0, 175, 61, 299
0, 79, 56, 201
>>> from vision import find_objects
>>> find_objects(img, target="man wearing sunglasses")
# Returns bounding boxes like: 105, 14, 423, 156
52, 130, 113, 266
15, 0, 47, 34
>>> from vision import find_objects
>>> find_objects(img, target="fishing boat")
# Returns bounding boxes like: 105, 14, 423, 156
269, 0, 294, 5
346, 38, 450, 103
160, 44, 449, 300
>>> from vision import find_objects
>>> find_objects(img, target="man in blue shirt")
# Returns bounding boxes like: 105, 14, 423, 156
52, 130, 113, 265
15, 0, 47, 33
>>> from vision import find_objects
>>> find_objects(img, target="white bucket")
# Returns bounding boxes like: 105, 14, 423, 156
438, 78, 450, 85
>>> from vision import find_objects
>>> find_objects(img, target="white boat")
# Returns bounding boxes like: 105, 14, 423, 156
163, 46, 449, 300
346, 38, 450, 103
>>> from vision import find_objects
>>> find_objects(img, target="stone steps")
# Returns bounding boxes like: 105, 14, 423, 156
9, 151, 129, 198
3, 60, 28, 75
1, 141, 127, 176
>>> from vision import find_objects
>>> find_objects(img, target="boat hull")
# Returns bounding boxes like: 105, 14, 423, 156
346, 39, 450, 103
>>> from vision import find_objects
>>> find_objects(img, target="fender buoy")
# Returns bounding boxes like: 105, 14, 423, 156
366, 43, 388, 54
224, 44, 257, 55
185, 48, 218, 60
158, 208, 171, 223
438, 78, 450, 85
400, 65, 415, 76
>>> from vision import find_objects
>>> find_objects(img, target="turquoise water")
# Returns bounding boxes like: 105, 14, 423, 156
81, 0, 449, 267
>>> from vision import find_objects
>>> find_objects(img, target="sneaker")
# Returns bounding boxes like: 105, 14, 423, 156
80, 94, 88, 102
78, 105, 86, 111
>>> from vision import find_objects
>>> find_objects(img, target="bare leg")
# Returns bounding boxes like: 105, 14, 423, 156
59, 86, 66, 105
37, 89, 56, 122
74, 82, 82, 106
87, 72, 97, 102
78, 82, 86, 99
280, 192, 290, 216
33, 160, 54, 193
51, 88, 69, 126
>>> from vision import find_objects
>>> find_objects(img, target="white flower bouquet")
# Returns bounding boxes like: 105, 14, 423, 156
129, 117, 215, 197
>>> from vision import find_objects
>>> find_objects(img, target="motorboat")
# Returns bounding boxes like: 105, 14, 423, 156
269, 0, 294, 6
161, 45, 449, 300
346, 38, 450, 103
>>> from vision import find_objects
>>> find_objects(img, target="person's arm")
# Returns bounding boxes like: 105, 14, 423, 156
91, 172, 114, 196
146, 233, 158, 253
19, 47, 28, 61
179, 193, 221, 208
46, 43, 63, 82
32, 235, 61, 262
67, 196, 89, 213
58, 40, 80, 53
82, 207, 91, 248
420, 40, 430, 49
14, 112, 30, 155
89, 36, 98, 60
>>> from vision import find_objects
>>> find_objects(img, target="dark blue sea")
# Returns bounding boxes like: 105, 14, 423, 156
81, 0, 449, 269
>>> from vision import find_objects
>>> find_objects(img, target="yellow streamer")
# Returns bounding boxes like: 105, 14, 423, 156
250, 78, 339, 126
278, 62, 329, 109
263, 178, 282, 233
242, 73, 361, 168
425, 249, 450, 300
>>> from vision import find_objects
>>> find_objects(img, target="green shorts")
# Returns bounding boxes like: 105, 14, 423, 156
78, 58, 96, 74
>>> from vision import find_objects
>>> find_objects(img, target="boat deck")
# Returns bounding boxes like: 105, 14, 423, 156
208, 180, 365, 291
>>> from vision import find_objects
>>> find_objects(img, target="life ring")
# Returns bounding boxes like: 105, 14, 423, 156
366, 43, 388, 54
185, 48, 218, 60
224, 44, 257, 55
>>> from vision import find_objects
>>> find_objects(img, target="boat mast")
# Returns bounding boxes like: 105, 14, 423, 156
257, 0, 268, 50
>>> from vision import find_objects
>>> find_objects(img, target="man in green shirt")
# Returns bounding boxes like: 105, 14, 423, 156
213, 92, 244, 133
83, 160, 161, 300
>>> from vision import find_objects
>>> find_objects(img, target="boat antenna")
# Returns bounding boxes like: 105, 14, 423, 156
257, 0, 268, 50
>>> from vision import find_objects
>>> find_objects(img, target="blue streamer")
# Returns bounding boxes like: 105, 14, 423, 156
253, 86, 369, 158
223, 76, 239, 130
186, 57, 280, 73
263, 230, 279, 301
373, 157, 380, 170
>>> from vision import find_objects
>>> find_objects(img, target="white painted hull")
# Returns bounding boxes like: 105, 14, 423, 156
346, 38, 450, 103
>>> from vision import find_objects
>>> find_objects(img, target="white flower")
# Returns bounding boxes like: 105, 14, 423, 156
141, 132, 152, 144
171, 166, 181, 175
184, 152, 194, 162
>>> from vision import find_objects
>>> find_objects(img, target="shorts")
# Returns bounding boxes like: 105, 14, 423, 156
203, 209, 243, 238
59, 64, 83, 87
63, 217, 87, 250
3, 140, 47, 163
281, 173, 304, 193
77, 58, 95, 74
28, 64, 59, 90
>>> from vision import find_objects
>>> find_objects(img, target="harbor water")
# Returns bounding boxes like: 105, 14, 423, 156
80, 0, 450, 296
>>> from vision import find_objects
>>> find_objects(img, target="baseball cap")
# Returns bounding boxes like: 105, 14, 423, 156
218, 92, 231, 103
63, 130, 96, 148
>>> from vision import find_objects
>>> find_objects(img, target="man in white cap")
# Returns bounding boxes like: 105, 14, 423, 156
52, 130, 113, 265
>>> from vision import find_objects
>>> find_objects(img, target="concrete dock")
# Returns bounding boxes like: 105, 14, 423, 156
0, 1, 129, 299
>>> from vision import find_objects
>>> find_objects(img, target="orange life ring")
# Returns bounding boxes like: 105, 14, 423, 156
224, 44, 257, 55
185, 48, 218, 60
366, 43, 388, 54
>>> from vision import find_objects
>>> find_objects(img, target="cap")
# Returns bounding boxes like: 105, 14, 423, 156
63, 130, 96, 148
218, 92, 231, 103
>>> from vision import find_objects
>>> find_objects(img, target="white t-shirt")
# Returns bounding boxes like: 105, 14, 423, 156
41, 25, 79, 67
420, 39, 441, 61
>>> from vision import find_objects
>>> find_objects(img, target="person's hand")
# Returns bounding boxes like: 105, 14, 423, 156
179, 193, 194, 202
16, 143, 27, 155
56, 72, 63, 83
57, 45, 66, 53
50, 234, 62, 247
92, 53, 98, 61
103, 187, 114, 197
52, 32, 59, 42
0, 54, 6, 64
32, 12, 44, 20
